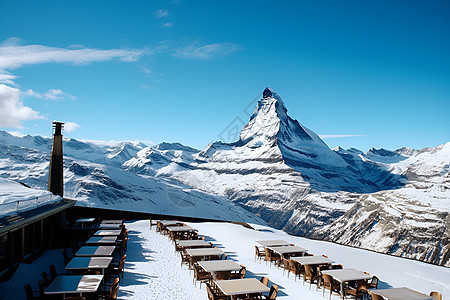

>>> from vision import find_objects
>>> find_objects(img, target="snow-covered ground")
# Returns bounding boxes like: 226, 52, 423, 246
122, 220, 449, 299
0, 178, 60, 217
1, 220, 448, 299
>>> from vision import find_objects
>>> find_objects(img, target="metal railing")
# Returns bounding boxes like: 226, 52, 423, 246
0, 194, 61, 217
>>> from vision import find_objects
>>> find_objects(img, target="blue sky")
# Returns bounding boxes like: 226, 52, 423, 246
0, 0, 449, 151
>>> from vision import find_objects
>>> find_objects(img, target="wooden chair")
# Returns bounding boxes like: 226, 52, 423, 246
282, 258, 291, 277
97, 277, 119, 300
41, 272, 51, 287
215, 271, 231, 280
304, 265, 320, 289
346, 280, 369, 299
24, 284, 38, 300
62, 248, 71, 266
261, 276, 269, 286
254, 246, 265, 262
192, 263, 209, 288
49, 264, 57, 281
322, 274, 340, 300
206, 282, 228, 300
332, 264, 343, 269
264, 248, 280, 267
290, 259, 302, 281
180, 249, 190, 267
367, 276, 379, 289
430, 291, 442, 300
263, 284, 279, 299
109, 257, 125, 279
230, 265, 246, 279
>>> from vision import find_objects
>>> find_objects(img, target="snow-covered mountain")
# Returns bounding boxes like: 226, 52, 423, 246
124, 88, 449, 266
0, 87, 448, 267
0, 131, 263, 223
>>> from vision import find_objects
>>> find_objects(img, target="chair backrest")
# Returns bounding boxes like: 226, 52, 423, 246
288, 259, 297, 272
304, 265, 312, 278
110, 277, 120, 295
265, 248, 271, 259
240, 265, 246, 278
430, 292, 442, 300
332, 264, 343, 269
119, 258, 125, 272
260, 276, 269, 286
283, 258, 290, 269
110, 284, 119, 300
370, 275, 379, 288
222, 253, 228, 260
38, 280, 46, 297
62, 248, 70, 265
24, 284, 34, 300
49, 264, 57, 281
41, 272, 50, 285
269, 284, 279, 299
255, 245, 261, 256
323, 274, 333, 289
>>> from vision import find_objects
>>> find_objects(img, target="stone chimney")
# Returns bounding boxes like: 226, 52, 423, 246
48, 121, 64, 197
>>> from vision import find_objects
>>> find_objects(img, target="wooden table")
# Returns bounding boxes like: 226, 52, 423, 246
75, 218, 95, 228
198, 260, 242, 281
160, 220, 184, 226
94, 230, 121, 236
97, 223, 122, 230
198, 260, 242, 273
167, 225, 197, 232
75, 246, 115, 257
215, 278, 270, 299
268, 245, 308, 257
101, 220, 123, 225
255, 240, 290, 247
322, 268, 372, 299
65, 257, 112, 275
85, 236, 117, 245
168, 226, 198, 240
186, 248, 224, 258
370, 287, 433, 300
292, 255, 335, 266
44, 275, 103, 298
177, 240, 211, 248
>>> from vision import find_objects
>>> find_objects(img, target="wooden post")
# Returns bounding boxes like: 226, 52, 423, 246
21, 227, 25, 261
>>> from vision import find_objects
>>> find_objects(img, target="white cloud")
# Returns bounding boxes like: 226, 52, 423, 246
0, 73, 17, 85
161, 22, 173, 28
24, 88, 75, 100
174, 42, 241, 60
0, 38, 146, 74
0, 84, 44, 128
154, 9, 170, 18
64, 122, 80, 132
319, 135, 365, 138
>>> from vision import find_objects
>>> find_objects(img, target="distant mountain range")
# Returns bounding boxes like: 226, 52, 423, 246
0, 87, 448, 266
